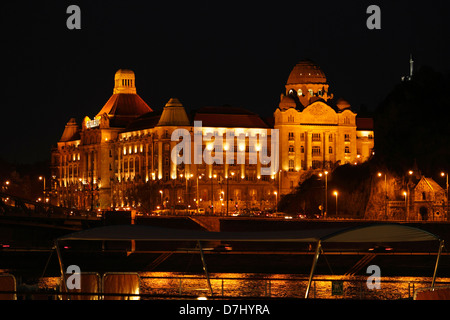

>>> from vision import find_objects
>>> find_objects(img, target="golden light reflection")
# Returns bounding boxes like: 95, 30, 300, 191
37, 273, 450, 300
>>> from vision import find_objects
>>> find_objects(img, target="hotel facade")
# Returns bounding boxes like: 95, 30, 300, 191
50, 61, 374, 214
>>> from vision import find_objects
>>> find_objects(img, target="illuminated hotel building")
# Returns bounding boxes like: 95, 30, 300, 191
51, 60, 374, 212
275, 60, 374, 194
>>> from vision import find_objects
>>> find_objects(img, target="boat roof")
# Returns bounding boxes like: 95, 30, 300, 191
57, 223, 440, 243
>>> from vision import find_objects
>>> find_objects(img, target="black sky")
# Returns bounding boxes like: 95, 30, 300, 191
2, 0, 450, 164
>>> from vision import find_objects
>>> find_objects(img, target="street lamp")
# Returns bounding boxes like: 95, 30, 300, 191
403, 191, 408, 221
319, 171, 329, 218
39, 176, 46, 194
196, 174, 203, 214
210, 174, 217, 215
333, 191, 338, 216
274, 191, 278, 212
228, 172, 235, 216
159, 190, 163, 208
377, 172, 388, 218
2, 180, 10, 192
180, 173, 190, 214
441, 172, 449, 221
278, 169, 282, 201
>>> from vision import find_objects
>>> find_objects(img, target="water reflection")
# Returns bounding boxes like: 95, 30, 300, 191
37, 272, 450, 299
138, 272, 450, 299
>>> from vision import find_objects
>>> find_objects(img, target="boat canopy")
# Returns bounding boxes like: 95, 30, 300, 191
57, 223, 440, 243
55, 223, 443, 299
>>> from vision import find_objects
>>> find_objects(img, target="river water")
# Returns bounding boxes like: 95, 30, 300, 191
37, 272, 450, 300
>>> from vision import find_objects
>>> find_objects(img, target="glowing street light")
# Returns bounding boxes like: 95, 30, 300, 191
403, 191, 408, 220
226, 171, 235, 216
39, 175, 46, 191
2, 180, 10, 192
319, 171, 329, 217
441, 172, 449, 220
333, 191, 338, 216
377, 172, 388, 217
210, 174, 218, 215
274, 191, 278, 212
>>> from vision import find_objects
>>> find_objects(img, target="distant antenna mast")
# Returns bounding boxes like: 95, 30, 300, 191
401, 54, 414, 81
409, 54, 414, 78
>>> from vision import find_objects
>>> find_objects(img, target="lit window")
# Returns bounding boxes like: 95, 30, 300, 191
312, 146, 321, 156
289, 160, 294, 170
297, 89, 302, 96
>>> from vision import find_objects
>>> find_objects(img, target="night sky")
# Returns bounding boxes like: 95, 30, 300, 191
2, 0, 450, 164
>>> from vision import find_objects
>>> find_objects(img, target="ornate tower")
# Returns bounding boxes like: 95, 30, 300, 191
284, 59, 333, 108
